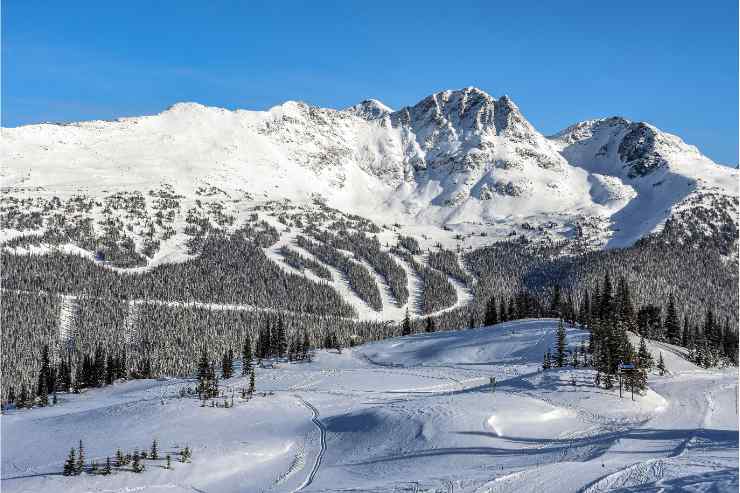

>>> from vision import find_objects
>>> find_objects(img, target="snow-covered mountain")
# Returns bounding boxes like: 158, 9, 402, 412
1, 87, 737, 251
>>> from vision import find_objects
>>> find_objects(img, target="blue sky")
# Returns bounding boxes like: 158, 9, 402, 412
3, 1, 738, 165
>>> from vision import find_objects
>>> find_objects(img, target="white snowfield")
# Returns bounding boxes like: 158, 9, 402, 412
2, 319, 737, 492
2, 87, 737, 250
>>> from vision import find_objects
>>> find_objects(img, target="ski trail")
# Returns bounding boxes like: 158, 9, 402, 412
292, 395, 327, 492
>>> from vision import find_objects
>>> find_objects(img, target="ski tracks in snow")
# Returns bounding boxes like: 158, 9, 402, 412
292, 395, 327, 492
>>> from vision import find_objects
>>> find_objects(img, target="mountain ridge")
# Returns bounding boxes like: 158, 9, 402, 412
1, 87, 737, 253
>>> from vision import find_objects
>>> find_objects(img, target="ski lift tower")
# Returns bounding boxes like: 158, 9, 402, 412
618, 361, 636, 400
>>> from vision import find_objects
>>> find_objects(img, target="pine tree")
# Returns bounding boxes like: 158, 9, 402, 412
401, 309, 412, 336
599, 273, 613, 321
222, 350, 233, 379
484, 296, 498, 326
275, 317, 287, 358
637, 336, 654, 370
468, 313, 476, 329
543, 351, 552, 370
197, 348, 210, 397
499, 299, 508, 322
425, 317, 436, 333
249, 369, 255, 395
115, 449, 124, 467
166, 454, 172, 469
656, 352, 667, 376
181, 446, 191, 463
151, 439, 159, 460
555, 319, 567, 367
302, 331, 311, 361
508, 297, 516, 321
37, 345, 51, 406
242, 335, 253, 375
551, 284, 561, 315
664, 294, 680, 344
76, 440, 85, 475
681, 315, 691, 348
63, 448, 76, 476
103, 457, 112, 475
579, 290, 591, 328
105, 353, 114, 385
705, 308, 720, 347
132, 451, 143, 473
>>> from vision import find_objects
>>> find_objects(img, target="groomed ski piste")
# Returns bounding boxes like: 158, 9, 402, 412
2, 319, 737, 492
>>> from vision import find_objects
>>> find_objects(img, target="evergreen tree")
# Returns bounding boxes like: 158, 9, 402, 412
17, 384, 28, 409
664, 294, 680, 344
499, 299, 508, 322
705, 308, 720, 347
425, 317, 436, 333
76, 440, 85, 475
637, 336, 654, 370
616, 278, 635, 331
543, 351, 552, 370
132, 451, 143, 473
103, 457, 112, 475
599, 273, 613, 321
93, 346, 105, 386
222, 350, 233, 379
115, 449, 124, 467
302, 331, 311, 361
468, 313, 477, 329
166, 454, 172, 469
37, 345, 51, 405
681, 315, 691, 348
37, 371, 49, 407
248, 369, 255, 394
151, 439, 158, 460
242, 335, 253, 375
555, 319, 567, 367
63, 448, 76, 476
401, 309, 412, 336
550, 284, 561, 315
275, 317, 287, 358
579, 290, 591, 327
484, 295, 498, 326
105, 353, 115, 385
508, 297, 516, 321
656, 352, 667, 375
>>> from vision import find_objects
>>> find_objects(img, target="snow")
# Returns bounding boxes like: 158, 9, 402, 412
3, 319, 736, 492
3, 88, 735, 255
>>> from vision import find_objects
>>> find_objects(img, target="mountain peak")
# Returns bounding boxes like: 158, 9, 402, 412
346, 99, 393, 120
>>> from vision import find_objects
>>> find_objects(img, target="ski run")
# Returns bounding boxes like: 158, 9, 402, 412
2, 319, 737, 492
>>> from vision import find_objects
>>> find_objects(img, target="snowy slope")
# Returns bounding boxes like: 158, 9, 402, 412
2, 88, 736, 250
3, 319, 736, 492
